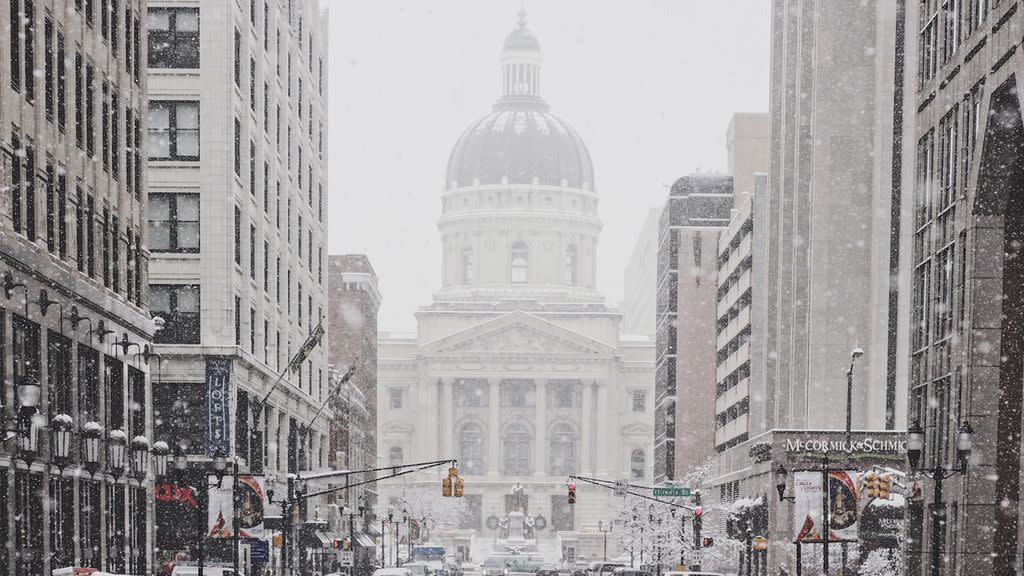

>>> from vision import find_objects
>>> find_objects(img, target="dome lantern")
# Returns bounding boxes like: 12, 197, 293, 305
501, 10, 542, 98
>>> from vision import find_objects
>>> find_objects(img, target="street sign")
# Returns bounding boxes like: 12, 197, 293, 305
653, 486, 691, 497
340, 551, 355, 567
614, 481, 627, 497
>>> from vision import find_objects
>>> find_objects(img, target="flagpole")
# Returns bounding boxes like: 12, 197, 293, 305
308, 363, 357, 429
257, 318, 326, 409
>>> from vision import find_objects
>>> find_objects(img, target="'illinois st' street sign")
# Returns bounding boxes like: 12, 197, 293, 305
653, 486, 691, 497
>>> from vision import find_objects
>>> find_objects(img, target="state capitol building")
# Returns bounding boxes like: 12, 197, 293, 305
377, 12, 655, 562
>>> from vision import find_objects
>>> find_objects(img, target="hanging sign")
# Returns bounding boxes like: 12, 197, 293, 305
205, 357, 232, 457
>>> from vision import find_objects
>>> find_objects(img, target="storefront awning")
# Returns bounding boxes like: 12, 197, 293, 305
354, 532, 376, 548
300, 530, 333, 549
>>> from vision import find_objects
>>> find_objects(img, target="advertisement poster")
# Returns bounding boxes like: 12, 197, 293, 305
793, 470, 861, 543
208, 475, 268, 539
793, 471, 824, 542
828, 470, 860, 542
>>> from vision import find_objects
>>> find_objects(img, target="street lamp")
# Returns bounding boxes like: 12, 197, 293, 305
131, 435, 151, 481
773, 464, 795, 503
212, 448, 228, 486
153, 441, 170, 478
51, 414, 74, 471
108, 429, 128, 480
81, 421, 103, 477
906, 419, 974, 576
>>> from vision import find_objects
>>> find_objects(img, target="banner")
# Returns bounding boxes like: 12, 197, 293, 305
793, 471, 823, 542
208, 475, 268, 539
793, 470, 861, 543
828, 470, 860, 542
205, 357, 232, 457
289, 320, 325, 373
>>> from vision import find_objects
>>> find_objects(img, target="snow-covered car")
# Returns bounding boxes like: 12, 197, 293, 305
374, 569, 414, 576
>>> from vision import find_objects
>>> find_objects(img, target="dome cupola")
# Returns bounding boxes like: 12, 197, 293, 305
444, 10, 595, 190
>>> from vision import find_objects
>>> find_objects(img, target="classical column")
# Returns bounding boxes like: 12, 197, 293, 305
534, 379, 547, 477
581, 382, 593, 474
442, 379, 456, 459
595, 378, 610, 475
488, 379, 500, 479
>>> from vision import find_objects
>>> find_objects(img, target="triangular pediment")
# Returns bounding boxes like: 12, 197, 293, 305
421, 311, 615, 358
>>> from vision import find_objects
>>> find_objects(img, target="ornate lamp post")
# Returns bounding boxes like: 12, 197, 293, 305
50, 414, 74, 471
81, 421, 103, 477
108, 429, 128, 480
906, 420, 974, 576
153, 441, 170, 479
131, 435, 151, 482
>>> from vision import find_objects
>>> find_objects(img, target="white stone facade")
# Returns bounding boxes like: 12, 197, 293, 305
377, 12, 654, 563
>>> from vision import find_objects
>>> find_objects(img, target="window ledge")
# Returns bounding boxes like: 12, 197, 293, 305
149, 67, 200, 77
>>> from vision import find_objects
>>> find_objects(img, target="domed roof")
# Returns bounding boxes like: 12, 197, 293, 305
504, 9, 541, 52
446, 102, 594, 189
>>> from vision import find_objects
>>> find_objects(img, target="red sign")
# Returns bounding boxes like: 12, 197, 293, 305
155, 482, 199, 509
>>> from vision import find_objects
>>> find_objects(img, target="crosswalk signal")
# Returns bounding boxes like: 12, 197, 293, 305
567, 482, 577, 505
878, 473, 892, 500
702, 538, 714, 548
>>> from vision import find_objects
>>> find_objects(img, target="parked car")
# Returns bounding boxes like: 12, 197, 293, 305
571, 561, 590, 576
612, 568, 651, 576
171, 567, 238, 576
462, 562, 484, 576
587, 562, 625, 576
537, 566, 560, 576
664, 572, 725, 576
374, 569, 414, 576
402, 562, 431, 576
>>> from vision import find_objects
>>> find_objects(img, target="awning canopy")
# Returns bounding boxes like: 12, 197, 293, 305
300, 530, 333, 549
354, 532, 376, 548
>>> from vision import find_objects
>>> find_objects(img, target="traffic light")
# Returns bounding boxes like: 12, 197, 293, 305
862, 471, 879, 498
567, 482, 577, 505
454, 474, 465, 498
878, 473, 892, 500
343, 537, 351, 551
702, 538, 714, 548
443, 465, 463, 498
442, 474, 453, 497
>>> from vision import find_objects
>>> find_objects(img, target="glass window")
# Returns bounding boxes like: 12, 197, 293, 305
462, 247, 473, 284
458, 423, 485, 476
148, 193, 199, 252
632, 390, 647, 412
548, 423, 577, 476
388, 446, 403, 466
455, 380, 487, 407
148, 8, 199, 68
511, 241, 528, 284
150, 285, 201, 344
630, 448, 646, 480
389, 388, 402, 409
565, 244, 578, 285
148, 101, 199, 160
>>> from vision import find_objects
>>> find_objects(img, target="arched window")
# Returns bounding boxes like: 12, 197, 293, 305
458, 422, 486, 476
462, 247, 474, 285
388, 446, 403, 467
548, 423, 578, 476
502, 423, 531, 475
565, 244, 578, 285
511, 242, 528, 284
630, 448, 646, 480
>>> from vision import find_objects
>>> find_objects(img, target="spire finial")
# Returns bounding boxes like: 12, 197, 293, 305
517, 4, 527, 28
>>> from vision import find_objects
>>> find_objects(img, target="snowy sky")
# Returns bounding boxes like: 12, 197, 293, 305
324, 1, 771, 332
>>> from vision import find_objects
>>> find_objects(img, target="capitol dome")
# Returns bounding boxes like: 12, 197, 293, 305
445, 11, 595, 191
